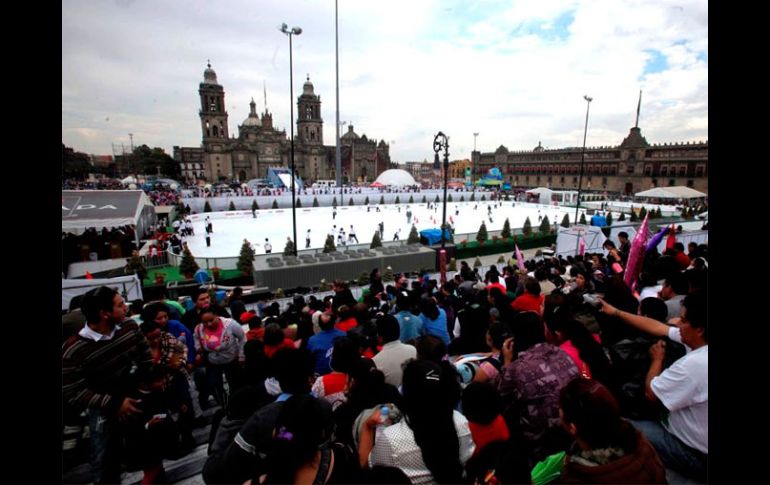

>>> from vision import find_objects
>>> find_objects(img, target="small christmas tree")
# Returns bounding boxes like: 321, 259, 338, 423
473, 256, 483, 268
313, 197, 319, 207
481, 195, 486, 201
395, 195, 401, 204
379, 195, 385, 205
332, 197, 338, 208
561, 213, 571, 228
204, 200, 212, 212
523, 217, 533, 236
296, 198, 302, 208
358, 271, 370, 286
272, 199, 279, 209
477, 221, 489, 243
605, 212, 613, 226
630, 207, 638, 222
407, 225, 420, 244
319, 279, 331, 291
284, 238, 296, 255
435, 195, 440, 203
349, 197, 355, 206
448, 258, 457, 271
539, 215, 551, 234
370, 231, 383, 249
228, 201, 236, 211
460, 195, 465, 202
383, 266, 394, 282
323, 235, 336, 253
124, 250, 147, 282
501, 218, 512, 239
497, 255, 506, 263
274, 288, 285, 298
618, 212, 626, 221
656, 207, 663, 218
448, 194, 453, 202
639, 206, 647, 220
251, 199, 259, 212
237, 239, 256, 274
409, 195, 414, 203
579, 213, 587, 225
364, 196, 370, 205
470, 193, 476, 202
421, 195, 426, 203
179, 246, 199, 277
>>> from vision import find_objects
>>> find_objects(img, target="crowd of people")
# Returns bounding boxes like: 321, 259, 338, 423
62, 226, 708, 484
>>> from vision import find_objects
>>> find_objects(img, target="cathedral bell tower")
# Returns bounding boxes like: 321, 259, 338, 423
296, 75, 323, 146
199, 61, 229, 144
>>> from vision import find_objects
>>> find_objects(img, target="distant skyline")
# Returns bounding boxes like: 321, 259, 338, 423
62, 0, 707, 162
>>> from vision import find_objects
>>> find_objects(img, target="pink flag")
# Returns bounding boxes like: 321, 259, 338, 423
515, 244, 526, 273
578, 236, 585, 256
623, 213, 650, 292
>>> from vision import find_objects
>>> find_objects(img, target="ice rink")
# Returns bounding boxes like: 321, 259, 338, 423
182, 201, 603, 257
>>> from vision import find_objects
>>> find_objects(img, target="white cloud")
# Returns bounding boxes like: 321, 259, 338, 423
62, 0, 707, 162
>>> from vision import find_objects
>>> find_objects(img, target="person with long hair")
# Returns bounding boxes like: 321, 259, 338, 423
559, 378, 666, 483
358, 359, 474, 484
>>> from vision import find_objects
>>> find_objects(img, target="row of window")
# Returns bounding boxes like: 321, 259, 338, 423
643, 165, 706, 177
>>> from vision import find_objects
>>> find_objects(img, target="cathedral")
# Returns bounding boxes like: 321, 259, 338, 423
174, 63, 391, 185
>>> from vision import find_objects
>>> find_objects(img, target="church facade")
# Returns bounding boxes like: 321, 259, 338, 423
174, 63, 391, 184
472, 127, 707, 195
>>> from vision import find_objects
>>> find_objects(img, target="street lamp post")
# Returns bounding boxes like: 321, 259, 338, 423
280, 22, 302, 256
574, 95, 592, 254
334, 0, 342, 189
433, 131, 450, 284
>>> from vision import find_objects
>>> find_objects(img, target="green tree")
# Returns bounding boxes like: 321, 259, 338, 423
312, 197, 319, 207
204, 200, 212, 212
448, 194, 453, 202
639, 206, 647, 220
408, 225, 420, 244
448, 258, 457, 271
272, 199, 279, 209
630, 207, 638, 222
179, 246, 199, 277
124, 250, 147, 282
379, 195, 385, 205
477, 221, 489, 243
228, 201, 236, 211
319, 279, 331, 291
395, 195, 401, 204
434, 195, 440, 203
501, 218, 512, 238
481, 195, 486, 201
579, 213, 587, 225
323, 235, 336, 253
364, 196, 370, 205
421, 195, 427, 203
349, 197, 354, 206
523, 217, 533, 236
605, 212, 613, 226
370, 231, 383, 249
618, 212, 626, 221
296, 198, 302, 208
561, 213, 571, 228
409, 195, 414, 203
497, 255, 506, 263
237, 239, 256, 274
383, 266, 394, 282
251, 199, 259, 212
656, 207, 663, 218
470, 193, 476, 202
284, 238, 296, 255
358, 271, 371, 286
62, 143, 92, 180
460, 195, 465, 202
539, 215, 551, 234
473, 256, 483, 268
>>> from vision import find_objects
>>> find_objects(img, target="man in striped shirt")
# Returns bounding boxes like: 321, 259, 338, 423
62, 286, 153, 484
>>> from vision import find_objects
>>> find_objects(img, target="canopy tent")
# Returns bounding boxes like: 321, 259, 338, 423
634, 186, 707, 199
62, 190, 156, 247
525, 187, 553, 205
369, 181, 384, 188
61, 274, 143, 311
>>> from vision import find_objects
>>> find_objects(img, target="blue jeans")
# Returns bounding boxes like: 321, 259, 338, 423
630, 419, 707, 482
88, 409, 122, 484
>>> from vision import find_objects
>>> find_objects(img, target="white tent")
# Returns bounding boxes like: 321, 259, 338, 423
634, 186, 707, 199
374, 169, 417, 187
525, 187, 553, 205
62, 190, 156, 247
555, 225, 607, 257
61, 274, 143, 311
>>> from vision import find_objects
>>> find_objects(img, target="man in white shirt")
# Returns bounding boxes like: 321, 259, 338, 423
598, 294, 707, 482
373, 314, 416, 388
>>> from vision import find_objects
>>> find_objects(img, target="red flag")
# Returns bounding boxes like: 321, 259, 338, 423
85, 271, 94, 280
665, 223, 676, 250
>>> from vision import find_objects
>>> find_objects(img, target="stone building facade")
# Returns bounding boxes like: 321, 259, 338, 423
472, 127, 707, 195
174, 63, 391, 184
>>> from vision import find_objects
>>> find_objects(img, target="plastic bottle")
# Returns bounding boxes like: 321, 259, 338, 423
378, 405, 390, 425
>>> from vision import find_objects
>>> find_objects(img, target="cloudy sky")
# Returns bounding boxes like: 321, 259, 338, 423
62, 0, 707, 162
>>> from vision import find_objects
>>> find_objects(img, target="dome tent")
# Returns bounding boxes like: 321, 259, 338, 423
373, 169, 417, 187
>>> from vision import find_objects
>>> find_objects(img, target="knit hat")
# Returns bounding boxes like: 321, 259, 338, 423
240, 311, 258, 323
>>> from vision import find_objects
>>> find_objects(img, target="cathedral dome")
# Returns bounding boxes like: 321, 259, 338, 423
374, 169, 417, 187
302, 75, 315, 95
242, 115, 260, 127
203, 61, 218, 84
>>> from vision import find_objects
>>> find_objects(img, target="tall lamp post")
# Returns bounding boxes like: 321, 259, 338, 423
574, 95, 592, 255
280, 22, 302, 256
433, 131, 450, 283
334, 0, 342, 189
